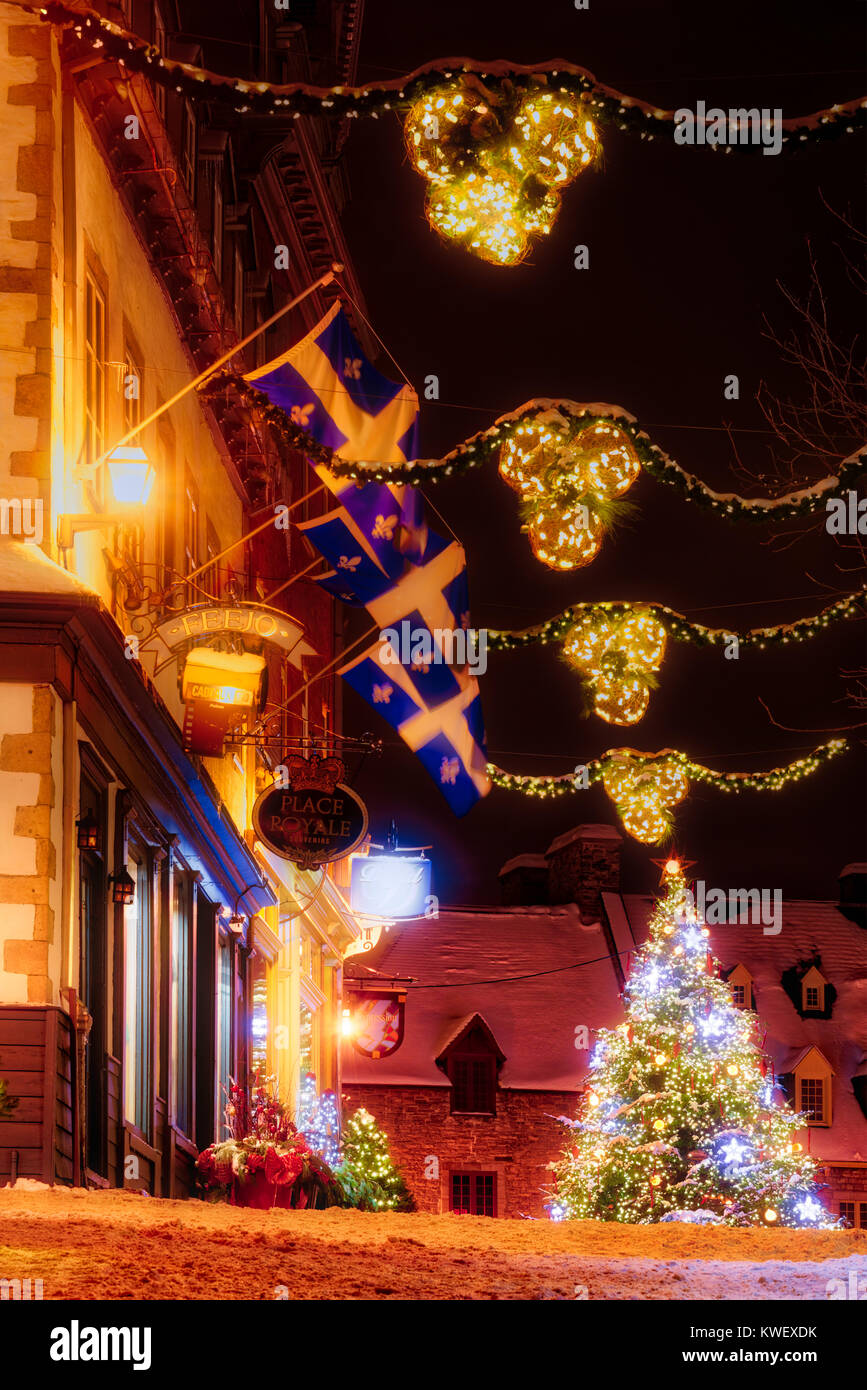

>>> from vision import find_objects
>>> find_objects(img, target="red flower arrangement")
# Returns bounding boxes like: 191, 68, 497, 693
195, 1072, 346, 1210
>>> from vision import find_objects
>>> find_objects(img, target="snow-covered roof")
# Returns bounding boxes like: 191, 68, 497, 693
343, 904, 623, 1090
0, 539, 100, 600
546, 823, 622, 856
620, 895, 867, 1162
498, 853, 547, 877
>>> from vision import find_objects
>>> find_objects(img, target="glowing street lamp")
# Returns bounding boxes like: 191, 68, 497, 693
106, 445, 156, 506
57, 444, 156, 550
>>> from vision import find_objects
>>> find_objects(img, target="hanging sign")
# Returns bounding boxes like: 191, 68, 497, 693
350, 853, 432, 920
252, 755, 368, 870
349, 991, 406, 1060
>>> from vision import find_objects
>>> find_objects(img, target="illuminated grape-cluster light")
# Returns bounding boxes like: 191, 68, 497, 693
549, 861, 837, 1225
487, 738, 847, 843
405, 82, 599, 265
499, 419, 640, 568
602, 753, 689, 842
563, 607, 667, 723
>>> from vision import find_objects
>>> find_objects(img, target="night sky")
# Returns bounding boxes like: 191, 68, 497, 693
336, 0, 867, 906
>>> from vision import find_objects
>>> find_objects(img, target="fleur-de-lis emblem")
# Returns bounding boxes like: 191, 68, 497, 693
372, 683, 394, 704
290, 402, 314, 427
337, 554, 361, 571
344, 357, 362, 380
440, 756, 460, 785
372, 513, 399, 541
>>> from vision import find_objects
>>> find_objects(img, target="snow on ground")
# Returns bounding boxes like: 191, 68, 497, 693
0, 1185, 865, 1300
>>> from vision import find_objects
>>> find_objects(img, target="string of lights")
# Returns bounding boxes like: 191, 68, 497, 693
25, 2, 866, 150
488, 738, 849, 843
487, 590, 867, 725
200, 384, 867, 530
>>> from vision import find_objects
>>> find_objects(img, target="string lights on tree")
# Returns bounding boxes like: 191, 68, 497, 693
550, 860, 836, 1226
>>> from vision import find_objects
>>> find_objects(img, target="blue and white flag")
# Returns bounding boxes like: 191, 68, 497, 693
245, 300, 419, 468
247, 302, 488, 815
339, 541, 490, 816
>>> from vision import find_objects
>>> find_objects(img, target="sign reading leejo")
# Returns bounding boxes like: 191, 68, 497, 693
252, 755, 368, 870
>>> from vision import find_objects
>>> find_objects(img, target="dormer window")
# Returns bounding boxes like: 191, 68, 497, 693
726, 964, 754, 1010
801, 966, 828, 1014
785, 1046, 834, 1127
436, 1015, 506, 1118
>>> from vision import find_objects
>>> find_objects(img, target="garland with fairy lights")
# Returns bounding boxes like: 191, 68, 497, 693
488, 738, 847, 843
26, 2, 866, 147
199, 386, 867, 531
488, 589, 867, 726
550, 860, 836, 1226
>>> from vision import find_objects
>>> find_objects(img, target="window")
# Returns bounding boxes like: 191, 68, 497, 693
183, 465, 199, 599
731, 984, 745, 1007
152, 3, 167, 120
233, 242, 245, 333
299, 1003, 314, 1082
217, 940, 232, 1136
79, 770, 107, 1177
181, 103, 197, 199
449, 1056, 496, 1115
800, 967, 827, 1014
451, 1173, 496, 1217
120, 343, 144, 569
250, 957, 269, 1075
171, 871, 194, 1137
840, 1202, 855, 1226
123, 849, 153, 1139
862, 1203, 867, 1229
800, 1077, 825, 1123
84, 271, 106, 470
203, 519, 221, 599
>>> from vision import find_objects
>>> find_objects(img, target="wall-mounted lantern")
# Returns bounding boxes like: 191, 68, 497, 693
76, 809, 101, 851
108, 867, 136, 906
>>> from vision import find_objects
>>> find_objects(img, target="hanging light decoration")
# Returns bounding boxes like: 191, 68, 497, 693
499, 419, 641, 569
602, 753, 689, 843
563, 606, 667, 723
405, 79, 599, 265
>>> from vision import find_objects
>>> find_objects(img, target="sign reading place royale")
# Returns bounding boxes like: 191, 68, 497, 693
252, 755, 368, 870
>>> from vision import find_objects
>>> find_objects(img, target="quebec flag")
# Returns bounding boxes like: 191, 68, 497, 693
339, 539, 490, 817
246, 302, 489, 816
245, 300, 419, 468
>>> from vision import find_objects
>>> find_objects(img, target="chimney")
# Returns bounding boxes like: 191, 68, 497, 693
498, 854, 548, 906
545, 824, 623, 918
838, 863, 867, 929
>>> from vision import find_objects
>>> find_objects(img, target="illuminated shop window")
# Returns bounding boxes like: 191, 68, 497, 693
250, 959, 269, 1075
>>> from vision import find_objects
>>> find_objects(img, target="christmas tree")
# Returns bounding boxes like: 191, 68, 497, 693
551, 859, 833, 1227
337, 1107, 414, 1211
296, 1073, 342, 1169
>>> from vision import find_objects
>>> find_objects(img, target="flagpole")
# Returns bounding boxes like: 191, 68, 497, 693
260, 622, 380, 719
87, 265, 344, 472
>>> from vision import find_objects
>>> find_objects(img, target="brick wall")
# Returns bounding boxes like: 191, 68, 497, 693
343, 1082, 576, 1218
546, 826, 622, 917
0, 684, 57, 1005
0, 9, 58, 522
